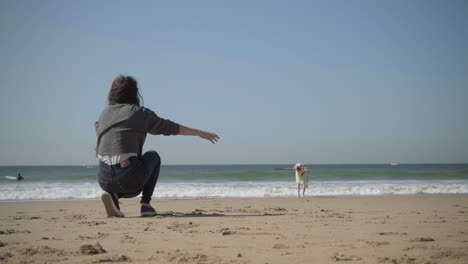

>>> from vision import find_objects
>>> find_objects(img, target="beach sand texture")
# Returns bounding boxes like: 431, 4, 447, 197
1, 195, 467, 263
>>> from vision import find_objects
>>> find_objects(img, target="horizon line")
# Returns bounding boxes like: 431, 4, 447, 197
1, 162, 467, 167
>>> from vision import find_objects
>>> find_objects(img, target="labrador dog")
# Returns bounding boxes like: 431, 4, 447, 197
293, 163, 309, 197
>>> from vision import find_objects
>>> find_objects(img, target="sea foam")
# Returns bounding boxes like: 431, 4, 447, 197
0, 180, 467, 200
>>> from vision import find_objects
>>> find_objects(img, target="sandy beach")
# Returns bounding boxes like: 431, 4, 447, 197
0, 195, 467, 264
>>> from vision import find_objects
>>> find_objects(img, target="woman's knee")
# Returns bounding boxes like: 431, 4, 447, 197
144, 150, 161, 165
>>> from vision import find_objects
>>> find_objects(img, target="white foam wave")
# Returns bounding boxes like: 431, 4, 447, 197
0, 180, 467, 200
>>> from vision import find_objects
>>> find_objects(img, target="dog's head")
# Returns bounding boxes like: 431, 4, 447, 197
293, 163, 305, 172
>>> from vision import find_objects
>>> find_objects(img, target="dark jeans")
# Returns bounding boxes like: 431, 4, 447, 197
98, 151, 161, 204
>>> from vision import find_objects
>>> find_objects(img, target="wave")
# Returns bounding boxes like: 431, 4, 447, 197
1, 180, 467, 200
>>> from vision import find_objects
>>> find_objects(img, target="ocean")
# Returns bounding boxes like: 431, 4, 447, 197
1, 164, 468, 201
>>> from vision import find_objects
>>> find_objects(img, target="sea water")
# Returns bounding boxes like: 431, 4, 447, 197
1, 164, 467, 201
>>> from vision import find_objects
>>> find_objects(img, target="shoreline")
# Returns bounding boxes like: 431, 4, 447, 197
1, 195, 467, 263
0, 193, 467, 203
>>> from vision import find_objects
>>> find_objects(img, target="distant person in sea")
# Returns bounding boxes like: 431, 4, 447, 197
16, 173, 24, 181
95, 75, 220, 217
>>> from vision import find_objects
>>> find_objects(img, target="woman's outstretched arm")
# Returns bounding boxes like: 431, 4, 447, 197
178, 125, 220, 144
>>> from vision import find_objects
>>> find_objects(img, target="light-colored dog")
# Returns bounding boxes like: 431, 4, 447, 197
293, 163, 309, 197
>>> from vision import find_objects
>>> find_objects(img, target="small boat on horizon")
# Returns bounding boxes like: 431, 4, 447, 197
390, 162, 399, 166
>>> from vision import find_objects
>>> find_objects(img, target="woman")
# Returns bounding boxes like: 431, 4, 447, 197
95, 75, 219, 217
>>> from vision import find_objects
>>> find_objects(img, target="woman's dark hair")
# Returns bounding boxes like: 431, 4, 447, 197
108, 75, 143, 106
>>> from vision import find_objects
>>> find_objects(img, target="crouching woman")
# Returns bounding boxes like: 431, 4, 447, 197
95, 75, 219, 217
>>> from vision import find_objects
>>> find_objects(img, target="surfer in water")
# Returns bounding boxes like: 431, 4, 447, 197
16, 173, 24, 181
95, 75, 219, 217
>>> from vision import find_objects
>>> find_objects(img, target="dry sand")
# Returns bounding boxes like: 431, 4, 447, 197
0, 195, 467, 264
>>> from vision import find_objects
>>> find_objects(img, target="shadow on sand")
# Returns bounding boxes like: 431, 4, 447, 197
123, 210, 286, 219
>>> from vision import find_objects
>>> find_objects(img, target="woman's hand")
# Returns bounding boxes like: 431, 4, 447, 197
197, 130, 220, 144
178, 125, 220, 144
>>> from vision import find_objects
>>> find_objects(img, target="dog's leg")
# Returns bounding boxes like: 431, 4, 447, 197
302, 186, 306, 197
297, 185, 301, 198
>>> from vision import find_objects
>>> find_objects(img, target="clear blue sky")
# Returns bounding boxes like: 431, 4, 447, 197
0, 0, 467, 165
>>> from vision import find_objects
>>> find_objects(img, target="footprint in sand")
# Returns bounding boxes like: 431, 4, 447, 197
410, 237, 435, 242
0, 229, 31, 235
120, 234, 137, 244
76, 232, 108, 241
12, 216, 41, 220
91, 255, 131, 263
18, 246, 67, 257
332, 253, 362, 262
78, 221, 107, 226
272, 244, 288, 249
365, 240, 390, 247
0, 252, 13, 261
220, 228, 233, 235
154, 249, 219, 264
65, 214, 87, 220
80, 243, 106, 255
166, 221, 199, 233
378, 232, 407, 236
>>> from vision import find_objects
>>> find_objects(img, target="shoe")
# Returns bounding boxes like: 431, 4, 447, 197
101, 192, 124, 217
140, 203, 157, 217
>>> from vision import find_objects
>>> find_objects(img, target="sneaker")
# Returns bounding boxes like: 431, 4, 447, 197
140, 203, 157, 217
101, 192, 124, 217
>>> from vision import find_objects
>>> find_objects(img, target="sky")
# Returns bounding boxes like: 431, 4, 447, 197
0, 0, 467, 165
